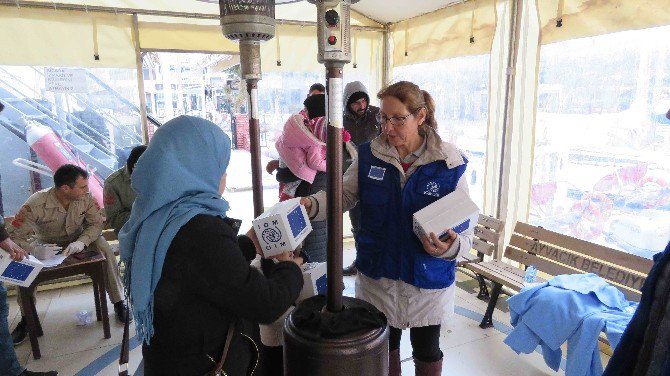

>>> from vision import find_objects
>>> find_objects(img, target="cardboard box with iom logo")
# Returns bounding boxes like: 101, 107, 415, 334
297, 262, 327, 303
253, 198, 313, 258
412, 189, 479, 242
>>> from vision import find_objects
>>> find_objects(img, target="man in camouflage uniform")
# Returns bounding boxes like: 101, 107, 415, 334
103, 145, 146, 234
7, 164, 129, 345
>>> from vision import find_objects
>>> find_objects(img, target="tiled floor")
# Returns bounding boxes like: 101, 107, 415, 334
6, 239, 605, 375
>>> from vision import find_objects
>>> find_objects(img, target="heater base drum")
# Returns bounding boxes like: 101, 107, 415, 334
283, 296, 389, 376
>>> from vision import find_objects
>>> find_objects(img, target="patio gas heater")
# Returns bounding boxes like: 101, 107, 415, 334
283, 1, 389, 375
219, 0, 275, 216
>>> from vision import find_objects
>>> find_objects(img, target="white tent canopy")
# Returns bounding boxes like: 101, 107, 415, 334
0, 0, 464, 23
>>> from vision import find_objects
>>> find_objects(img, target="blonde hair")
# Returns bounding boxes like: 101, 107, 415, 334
376, 81, 437, 130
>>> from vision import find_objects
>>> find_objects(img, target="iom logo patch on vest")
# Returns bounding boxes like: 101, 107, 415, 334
423, 181, 441, 197
368, 166, 386, 181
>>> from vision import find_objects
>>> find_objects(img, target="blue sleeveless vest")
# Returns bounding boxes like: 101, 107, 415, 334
355, 142, 467, 289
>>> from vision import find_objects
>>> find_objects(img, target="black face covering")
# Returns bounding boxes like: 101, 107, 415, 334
303, 94, 326, 120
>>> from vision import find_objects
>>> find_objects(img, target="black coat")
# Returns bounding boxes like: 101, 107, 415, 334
296, 172, 327, 262
142, 214, 303, 376
343, 105, 380, 148
603, 241, 670, 376
275, 169, 327, 262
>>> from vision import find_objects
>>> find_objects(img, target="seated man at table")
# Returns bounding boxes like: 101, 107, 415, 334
7, 164, 129, 346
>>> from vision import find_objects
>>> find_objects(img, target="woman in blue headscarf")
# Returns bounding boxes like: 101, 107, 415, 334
119, 116, 304, 375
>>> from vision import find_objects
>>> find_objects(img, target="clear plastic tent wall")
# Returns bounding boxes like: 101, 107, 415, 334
1, 0, 669, 256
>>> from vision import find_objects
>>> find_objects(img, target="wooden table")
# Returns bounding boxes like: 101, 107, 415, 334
18, 249, 111, 359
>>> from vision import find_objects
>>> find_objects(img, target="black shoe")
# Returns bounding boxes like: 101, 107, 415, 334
12, 317, 27, 346
20, 370, 58, 376
343, 263, 358, 276
114, 301, 132, 323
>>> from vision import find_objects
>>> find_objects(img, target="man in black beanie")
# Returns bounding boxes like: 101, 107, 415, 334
343, 81, 380, 160
342, 81, 381, 276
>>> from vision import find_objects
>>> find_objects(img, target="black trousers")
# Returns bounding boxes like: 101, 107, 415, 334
389, 325, 442, 363
261, 344, 283, 376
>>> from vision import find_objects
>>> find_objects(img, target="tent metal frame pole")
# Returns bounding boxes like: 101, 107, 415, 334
132, 13, 149, 144
381, 23, 391, 87
0, 0, 383, 32
494, 0, 523, 260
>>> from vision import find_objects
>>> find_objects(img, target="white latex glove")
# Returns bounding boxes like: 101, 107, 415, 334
64, 241, 85, 256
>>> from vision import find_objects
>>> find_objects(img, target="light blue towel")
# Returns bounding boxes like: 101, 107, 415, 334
504, 273, 638, 376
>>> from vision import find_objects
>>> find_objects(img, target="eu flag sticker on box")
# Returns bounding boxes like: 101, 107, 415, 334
412, 189, 480, 242
253, 198, 313, 258
0, 251, 44, 287
297, 262, 327, 303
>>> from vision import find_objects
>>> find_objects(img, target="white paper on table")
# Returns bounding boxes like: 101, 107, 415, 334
40, 255, 67, 267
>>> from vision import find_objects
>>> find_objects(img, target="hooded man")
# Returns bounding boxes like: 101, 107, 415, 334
343, 81, 381, 150
342, 81, 381, 276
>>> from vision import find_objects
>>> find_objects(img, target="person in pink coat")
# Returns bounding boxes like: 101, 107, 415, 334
275, 94, 350, 200
275, 112, 327, 188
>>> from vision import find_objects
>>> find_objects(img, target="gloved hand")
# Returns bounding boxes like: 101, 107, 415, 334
64, 241, 85, 256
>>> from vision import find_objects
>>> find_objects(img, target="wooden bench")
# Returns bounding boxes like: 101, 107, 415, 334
456, 214, 505, 300
469, 221, 654, 329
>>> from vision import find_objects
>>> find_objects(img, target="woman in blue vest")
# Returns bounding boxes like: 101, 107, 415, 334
301, 81, 474, 376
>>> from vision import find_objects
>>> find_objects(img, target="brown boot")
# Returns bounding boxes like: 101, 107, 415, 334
389, 349, 401, 376
414, 357, 442, 376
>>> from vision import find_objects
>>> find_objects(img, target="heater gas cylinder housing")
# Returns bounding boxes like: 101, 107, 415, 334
307, 0, 359, 64
219, 0, 276, 80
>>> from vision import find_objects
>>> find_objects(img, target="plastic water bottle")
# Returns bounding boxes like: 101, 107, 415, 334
75, 310, 94, 326
524, 265, 537, 284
